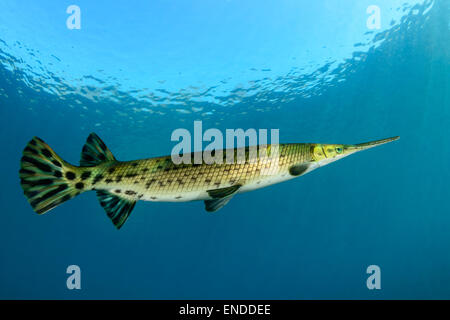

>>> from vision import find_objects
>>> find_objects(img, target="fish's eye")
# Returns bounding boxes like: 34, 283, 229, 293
335, 147, 343, 154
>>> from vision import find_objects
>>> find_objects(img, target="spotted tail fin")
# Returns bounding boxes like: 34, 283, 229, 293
19, 137, 84, 214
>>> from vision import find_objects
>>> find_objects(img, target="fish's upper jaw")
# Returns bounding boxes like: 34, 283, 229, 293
344, 136, 400, 153
309, 136, 400, 167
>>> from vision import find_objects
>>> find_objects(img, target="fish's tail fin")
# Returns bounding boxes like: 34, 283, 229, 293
19, 137, 84, 214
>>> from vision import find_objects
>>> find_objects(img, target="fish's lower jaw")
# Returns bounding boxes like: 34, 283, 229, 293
315, 155, 349, 168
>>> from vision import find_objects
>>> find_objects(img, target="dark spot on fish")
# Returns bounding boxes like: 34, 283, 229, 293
158, 181, 165, 186
83, 154, 95, 163
65, 171, 76, 180
93, 174, 103, 184
145, 179, 156, 189
138, 194, 143, 199
108, 167, 115, 174
41, 149, 52, 158
131, 162, 138, 167
150, 196, 157, 200
125, 190, 137, 195
142, 168, 149, 173
32, 184, 68, 206
116, 175, 122, 183
62, 194, 72, 202
175, 196, 182, 199
75, 182, 84, 189
22, 178, 53, 187
125, 173, 137, 178
52, 160, 62, 167
54, 171, 62, 178
81, 171, 91, 180
214, 182, 221, 187
25, 190, 39, 198
115, 189, 121, 193
105, 178, 113, 184
24, 146, 38, 155
176, 178, 184, 185
19, 168, 35, 175
31, 185, 68, 211
157, 165, 163, 169
167, 179, 172, 183
205, 179, 211, 183
21, 156, 52, 173
164, 167, 170, 172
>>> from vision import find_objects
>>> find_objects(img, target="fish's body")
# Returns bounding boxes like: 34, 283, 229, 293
19, 133, 399, 229
79, 143, 312, 202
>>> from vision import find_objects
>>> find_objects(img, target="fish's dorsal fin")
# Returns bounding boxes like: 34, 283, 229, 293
80, 133, 116, 166
96, 190, 136, 229
204, 185, 241, 212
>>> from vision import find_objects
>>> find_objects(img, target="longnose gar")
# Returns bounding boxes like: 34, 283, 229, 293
19, 133, 399, 229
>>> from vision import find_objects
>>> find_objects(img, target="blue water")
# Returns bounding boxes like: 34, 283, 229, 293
1, 0, 449, 299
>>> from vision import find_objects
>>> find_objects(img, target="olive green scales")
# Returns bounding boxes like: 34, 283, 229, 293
19, 133, 399, 229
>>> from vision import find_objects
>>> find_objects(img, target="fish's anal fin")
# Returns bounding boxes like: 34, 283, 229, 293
80, 133, 116, 167
96, 190, 136, 229
204, 185, 241, 212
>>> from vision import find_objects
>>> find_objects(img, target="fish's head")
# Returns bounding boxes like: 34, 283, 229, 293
310, 143, 349, 167
310, 136, 399, 167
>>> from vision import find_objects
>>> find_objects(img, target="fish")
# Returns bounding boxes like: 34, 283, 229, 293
19, 133, 399, 229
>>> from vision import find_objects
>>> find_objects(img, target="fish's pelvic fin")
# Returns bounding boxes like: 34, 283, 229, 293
96, 190, 136, 229
80, 133, 116, 166
204, 185, 241, 212
20, 137, 84, 214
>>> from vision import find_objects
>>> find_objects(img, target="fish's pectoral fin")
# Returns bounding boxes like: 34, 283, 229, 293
289, 163, 311, 176
204, 184, 241, 212
80, 133, 116, 166
96, 190, 136, 229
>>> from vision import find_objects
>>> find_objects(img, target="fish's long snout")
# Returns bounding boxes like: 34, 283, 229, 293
345, 136, 400, 153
